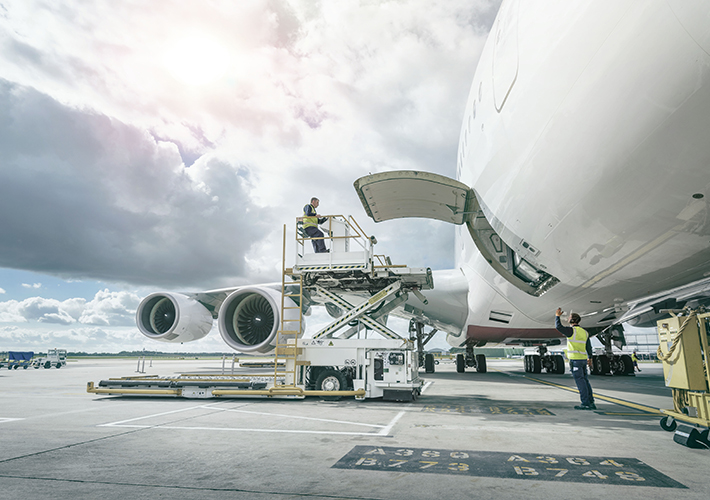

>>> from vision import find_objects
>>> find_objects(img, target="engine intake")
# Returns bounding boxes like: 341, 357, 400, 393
136, 292, 213, 343
218, 287, 302, 353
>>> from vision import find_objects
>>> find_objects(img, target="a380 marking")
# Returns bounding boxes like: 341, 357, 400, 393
332, 446, 685, 488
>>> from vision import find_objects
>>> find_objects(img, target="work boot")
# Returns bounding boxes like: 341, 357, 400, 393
574, 405, 590, 410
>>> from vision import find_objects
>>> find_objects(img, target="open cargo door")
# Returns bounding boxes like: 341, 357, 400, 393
353, 171, 473, 224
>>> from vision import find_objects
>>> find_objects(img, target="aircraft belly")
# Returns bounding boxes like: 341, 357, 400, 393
461, 0, 710, 325
466, 324, 561, 343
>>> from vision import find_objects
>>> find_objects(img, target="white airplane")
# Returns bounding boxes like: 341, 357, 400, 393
137, 0, 710, 378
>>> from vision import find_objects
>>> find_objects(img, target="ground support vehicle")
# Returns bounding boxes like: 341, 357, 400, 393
656, 310, 710, 449
7, 351, 34, 369
32, 349, 67, 369
88, 216, 426, 401
87, 338, 420, 401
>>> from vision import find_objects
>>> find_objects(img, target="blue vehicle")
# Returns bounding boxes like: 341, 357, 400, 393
7, 351, 34, 370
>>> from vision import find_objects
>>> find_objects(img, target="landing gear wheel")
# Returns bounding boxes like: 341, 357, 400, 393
524, 355, 531, 373
590, 356, 599, 375
456, 354, 465, 373
424, 353, 435, 373
553, 355, 565, 374
475, 354, 487, 373
595, 355, 610, 375
660, 416, 677, 432
530, 355, 541, 374
315, 369, 347, 400
620, 354, 633, 375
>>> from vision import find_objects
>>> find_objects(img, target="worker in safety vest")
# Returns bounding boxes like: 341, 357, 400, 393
555, 308, 596, 410
632, 351, 641, 372
302, 197, 328, 253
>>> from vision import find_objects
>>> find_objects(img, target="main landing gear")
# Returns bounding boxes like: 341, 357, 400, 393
455, 343, 487, 373
589, 327, 634, 376
523, 346, 565, 374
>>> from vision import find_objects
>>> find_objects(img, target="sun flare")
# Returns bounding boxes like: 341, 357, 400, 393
164, 36, 230, 86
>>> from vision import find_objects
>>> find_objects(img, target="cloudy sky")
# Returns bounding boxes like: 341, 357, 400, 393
0, 0, 502, 353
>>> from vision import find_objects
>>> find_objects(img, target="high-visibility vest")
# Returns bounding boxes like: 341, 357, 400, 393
303, 204, 318, 228
567, 326, 589, 360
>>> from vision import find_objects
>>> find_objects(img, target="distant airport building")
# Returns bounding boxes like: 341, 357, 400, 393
623, 327, 660, 360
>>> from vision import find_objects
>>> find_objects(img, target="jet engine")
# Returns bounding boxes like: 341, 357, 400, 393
136, 292, 214, 343
218, 287, 303, 353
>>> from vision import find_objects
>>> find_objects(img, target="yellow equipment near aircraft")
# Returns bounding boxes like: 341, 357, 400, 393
657, 310, 710, 448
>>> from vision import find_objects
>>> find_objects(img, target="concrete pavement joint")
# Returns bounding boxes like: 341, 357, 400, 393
0, 474, 390, 499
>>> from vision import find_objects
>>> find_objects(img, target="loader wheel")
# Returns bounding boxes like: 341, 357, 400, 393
315, 369, 346, 392
44, 362, 51, 369
660, 416, 677, 432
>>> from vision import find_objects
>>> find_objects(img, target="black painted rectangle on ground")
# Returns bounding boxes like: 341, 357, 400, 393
332, 446, 685, 488
422, 405, 555, 416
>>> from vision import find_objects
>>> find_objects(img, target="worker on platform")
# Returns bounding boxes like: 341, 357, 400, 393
303, 197, 328, 253
632, 351, 641, 372
555, 308, 596, 410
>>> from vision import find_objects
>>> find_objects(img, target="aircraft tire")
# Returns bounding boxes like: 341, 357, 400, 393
554, 355, 565, 374
531, 355, 541, 374
595, 355, 610, 375
424, 353, 435, 373
590, 356, 599, 375
475, 354, 487, 373
456, 354, 465, 373
620, 354, 634, 375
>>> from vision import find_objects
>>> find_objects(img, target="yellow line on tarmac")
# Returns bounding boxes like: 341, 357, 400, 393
524, 376, 661, 415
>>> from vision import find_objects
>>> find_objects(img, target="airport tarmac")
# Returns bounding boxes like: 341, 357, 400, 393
0, 357, 708, 499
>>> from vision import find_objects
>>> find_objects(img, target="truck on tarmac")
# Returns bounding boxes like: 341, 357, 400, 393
33, 349, 67, 369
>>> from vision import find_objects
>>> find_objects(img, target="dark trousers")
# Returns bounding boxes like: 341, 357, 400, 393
304, 226, 327, 253
570, 359, 594, 405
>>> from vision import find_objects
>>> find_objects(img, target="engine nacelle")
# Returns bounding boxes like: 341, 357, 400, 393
136, 292, 213, 343
218, 287, 303, 353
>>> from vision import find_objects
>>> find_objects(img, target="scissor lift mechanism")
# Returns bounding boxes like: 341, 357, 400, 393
88, 215, 432, 401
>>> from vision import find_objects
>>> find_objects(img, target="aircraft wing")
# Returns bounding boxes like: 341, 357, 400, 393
616, 276, 710, 328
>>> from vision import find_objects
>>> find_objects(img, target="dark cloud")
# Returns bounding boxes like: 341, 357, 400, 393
0, 81, 270, 288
